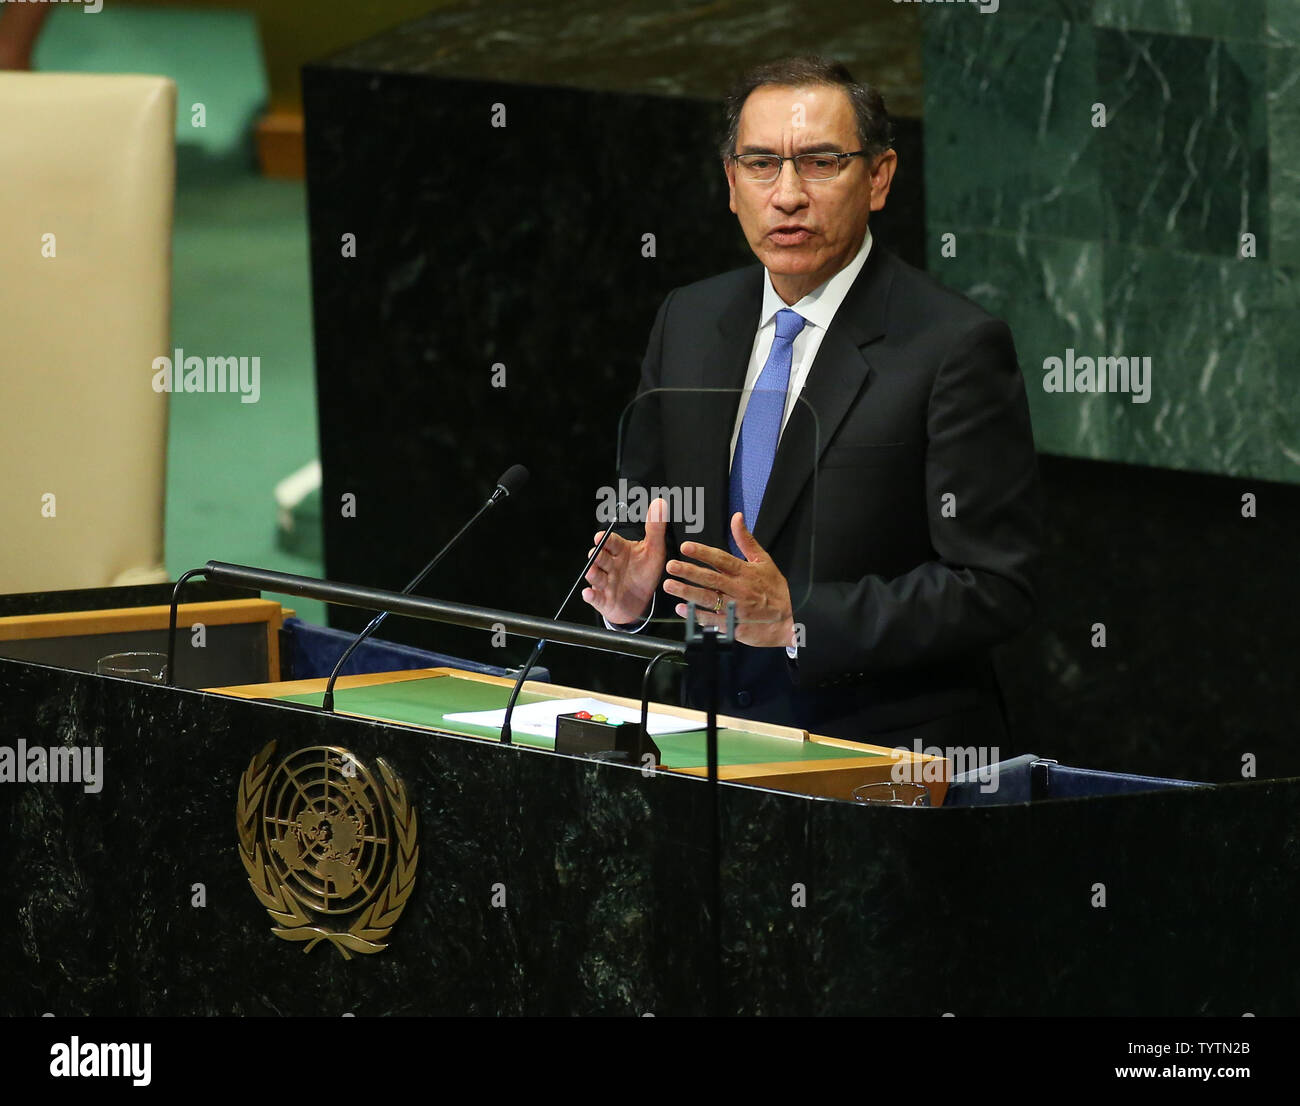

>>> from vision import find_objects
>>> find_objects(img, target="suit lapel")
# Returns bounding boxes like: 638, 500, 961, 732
752, 245, 893, 551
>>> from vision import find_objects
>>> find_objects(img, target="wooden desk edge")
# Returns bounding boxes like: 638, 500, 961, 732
0, 598, 284, 642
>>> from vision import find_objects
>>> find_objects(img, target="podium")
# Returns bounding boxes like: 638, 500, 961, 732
1, 584, 1297, 1016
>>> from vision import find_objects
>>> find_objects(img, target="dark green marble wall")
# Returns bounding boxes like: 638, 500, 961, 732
924, 0, 1300, 480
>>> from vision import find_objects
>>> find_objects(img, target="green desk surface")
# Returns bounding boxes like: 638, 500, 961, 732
280, 674, 881, 770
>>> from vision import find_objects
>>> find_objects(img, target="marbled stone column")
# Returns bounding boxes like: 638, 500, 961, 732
924, 0, 1299, 480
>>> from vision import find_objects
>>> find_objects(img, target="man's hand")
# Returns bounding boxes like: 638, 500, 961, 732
581, 497, 669, 626
663, 512, 796, 648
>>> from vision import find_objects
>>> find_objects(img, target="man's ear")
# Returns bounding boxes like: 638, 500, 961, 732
724, 157, 738, 215
869, 149, 898, 213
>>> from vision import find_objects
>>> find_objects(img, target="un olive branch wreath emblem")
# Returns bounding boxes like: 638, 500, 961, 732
236, 741, 419, 959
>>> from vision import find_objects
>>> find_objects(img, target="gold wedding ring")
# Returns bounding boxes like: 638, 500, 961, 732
713, 591, 724, 614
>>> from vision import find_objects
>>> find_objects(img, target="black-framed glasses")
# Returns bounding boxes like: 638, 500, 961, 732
731, 150, 866, 183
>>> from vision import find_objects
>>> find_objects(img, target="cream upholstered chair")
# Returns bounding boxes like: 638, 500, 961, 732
0, 73, 175, 593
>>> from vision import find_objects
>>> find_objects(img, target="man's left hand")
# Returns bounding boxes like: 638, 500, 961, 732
664, 512, 796, 648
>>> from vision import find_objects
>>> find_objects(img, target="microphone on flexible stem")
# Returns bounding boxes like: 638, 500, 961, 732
498, 502, 625, 745
321, 463, 529, 713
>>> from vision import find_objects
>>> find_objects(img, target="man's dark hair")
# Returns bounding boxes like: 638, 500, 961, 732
718, 55, 894, 164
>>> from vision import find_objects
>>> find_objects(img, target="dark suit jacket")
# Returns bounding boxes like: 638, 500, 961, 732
617, 243, 1042, 748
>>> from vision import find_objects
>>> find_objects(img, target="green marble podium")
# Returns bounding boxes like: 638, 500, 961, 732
1, 587, 1297, 1015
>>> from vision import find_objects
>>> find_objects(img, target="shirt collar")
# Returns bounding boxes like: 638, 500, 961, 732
759, 225, 873, 333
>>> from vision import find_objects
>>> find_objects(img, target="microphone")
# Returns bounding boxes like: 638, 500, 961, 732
489, 463, 529, 504
321, 464, 529, 712
499, 500, 624, 745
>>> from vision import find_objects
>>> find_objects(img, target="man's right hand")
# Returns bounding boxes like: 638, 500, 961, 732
581, 497, 668, 626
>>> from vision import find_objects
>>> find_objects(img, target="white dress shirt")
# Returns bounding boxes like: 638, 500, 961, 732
730, 227, 873, 464
607, 228, 875, 655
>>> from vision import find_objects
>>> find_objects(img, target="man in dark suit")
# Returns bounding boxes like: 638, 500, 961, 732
581, 56, 1041, 749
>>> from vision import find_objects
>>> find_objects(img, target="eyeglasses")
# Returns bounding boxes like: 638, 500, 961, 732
731, 150, 866, 183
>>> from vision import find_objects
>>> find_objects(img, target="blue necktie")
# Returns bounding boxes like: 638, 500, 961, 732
728, 308, 806, 555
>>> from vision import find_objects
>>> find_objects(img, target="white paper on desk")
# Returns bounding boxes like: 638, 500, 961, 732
444, 697, 704, 739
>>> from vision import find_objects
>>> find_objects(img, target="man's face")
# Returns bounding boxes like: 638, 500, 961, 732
725, 83, 895, 302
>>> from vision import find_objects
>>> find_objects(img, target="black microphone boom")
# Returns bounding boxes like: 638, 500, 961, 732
321, 464, 529, 712
498, 501, 623, 745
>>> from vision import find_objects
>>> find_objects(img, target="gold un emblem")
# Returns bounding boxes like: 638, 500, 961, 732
236, 742, 418, 958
